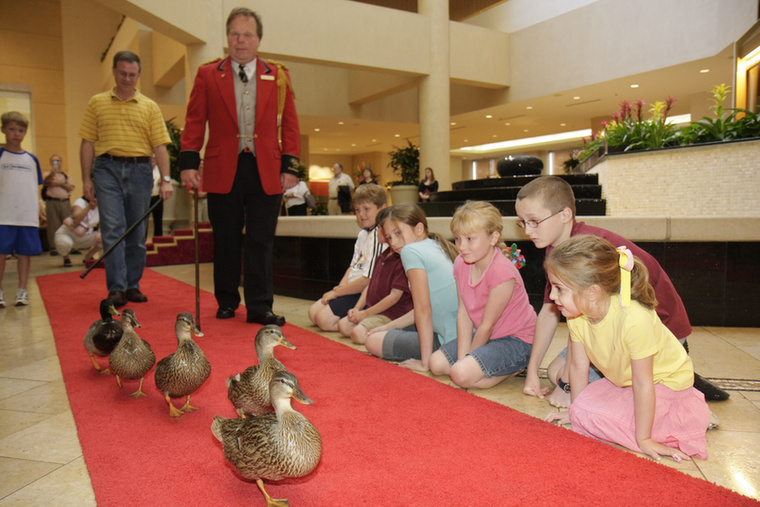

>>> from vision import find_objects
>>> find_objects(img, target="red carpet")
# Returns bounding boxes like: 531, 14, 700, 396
38, 270, 757, 506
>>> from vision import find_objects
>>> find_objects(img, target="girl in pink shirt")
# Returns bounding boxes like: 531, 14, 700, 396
429, 201, 536, 389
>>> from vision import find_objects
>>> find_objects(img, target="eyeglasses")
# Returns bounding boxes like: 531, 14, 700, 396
228, 32, 257, 41
516, 210, 562, 229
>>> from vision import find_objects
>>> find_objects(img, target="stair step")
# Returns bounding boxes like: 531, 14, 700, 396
452, 173, 598, 191
420, 198, 606, 217
431, 184, 601, 202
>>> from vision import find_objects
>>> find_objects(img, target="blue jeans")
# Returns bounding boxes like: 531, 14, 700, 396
439, 334, 532, 377
92, 157, 152, 293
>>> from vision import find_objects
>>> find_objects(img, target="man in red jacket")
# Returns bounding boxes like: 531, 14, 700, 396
180, 7, 300, 326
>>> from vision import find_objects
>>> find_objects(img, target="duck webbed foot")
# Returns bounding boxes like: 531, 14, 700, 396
257, 478, 290, 507
129, 378, 147, 398
89, 353, 102, 372
165, 394, 184, 418
180, 395, 200, 413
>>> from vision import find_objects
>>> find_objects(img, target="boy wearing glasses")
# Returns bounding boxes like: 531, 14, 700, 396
515, 176, 728, 407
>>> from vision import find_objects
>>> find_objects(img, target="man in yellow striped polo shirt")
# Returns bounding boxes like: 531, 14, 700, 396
79, 50, 172, 307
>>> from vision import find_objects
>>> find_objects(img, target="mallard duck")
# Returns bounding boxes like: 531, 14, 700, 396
212, 371, 322, 507
108, 309, 156, 398
83, 299, 122, 374
154, 312, 210, 418
227, 325, 296, 417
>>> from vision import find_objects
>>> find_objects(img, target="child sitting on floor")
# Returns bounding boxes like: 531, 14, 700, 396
543, 235, 710, 462
338, 207, 413, 344
308, 184, 387, 331
428, 201, 536, 389
365, 203, 459, 371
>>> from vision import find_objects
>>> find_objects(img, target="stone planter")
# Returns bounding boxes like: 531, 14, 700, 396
590, 138, 760, 217
389, 184, 419, 205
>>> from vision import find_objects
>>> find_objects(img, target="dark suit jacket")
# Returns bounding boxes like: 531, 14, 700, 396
179, 57, 300, 195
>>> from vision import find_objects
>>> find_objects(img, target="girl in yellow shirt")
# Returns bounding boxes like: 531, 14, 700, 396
543, 235, 709, 462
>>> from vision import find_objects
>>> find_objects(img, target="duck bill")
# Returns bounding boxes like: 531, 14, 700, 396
192, 326, 204, 338
291, 386, 314, 405
279, 336, 296, 350
108, 305, 121, 317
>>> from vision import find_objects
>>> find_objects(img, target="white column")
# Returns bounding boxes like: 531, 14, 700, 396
417, 0, 450, 188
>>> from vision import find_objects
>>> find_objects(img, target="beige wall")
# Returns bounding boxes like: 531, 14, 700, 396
591, 139, 760, 217
1, 0, 67, 170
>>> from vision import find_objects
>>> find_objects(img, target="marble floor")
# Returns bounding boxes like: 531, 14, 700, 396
1, 254, 759, 505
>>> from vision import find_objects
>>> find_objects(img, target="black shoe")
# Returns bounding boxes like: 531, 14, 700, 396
125, 288, 148, 303
63, 258, 73, 267
247, 311, 285, 326
49, 250, 59, 256
694, 373, 730, 401
108, 291, 127, 307
216, 307, 236, 319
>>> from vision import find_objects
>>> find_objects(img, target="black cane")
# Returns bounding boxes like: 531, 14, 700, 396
193, 189, 201, 331
80, 197, 164, 279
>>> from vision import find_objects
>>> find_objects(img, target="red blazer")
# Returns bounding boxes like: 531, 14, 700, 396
180, 57, 300, 195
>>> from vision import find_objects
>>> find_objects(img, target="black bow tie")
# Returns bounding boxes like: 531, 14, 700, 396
238, 64, 248, 84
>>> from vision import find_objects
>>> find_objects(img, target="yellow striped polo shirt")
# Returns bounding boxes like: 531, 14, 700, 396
78, 89, 170, 157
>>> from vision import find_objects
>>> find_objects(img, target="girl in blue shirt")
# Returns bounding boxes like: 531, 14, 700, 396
365, 203, 458, 371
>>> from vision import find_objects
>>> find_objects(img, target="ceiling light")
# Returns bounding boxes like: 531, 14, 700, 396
526, 106, 533, 110
463, 139, 468, 143
504, 122, 511, 126
450, 122, 456, 126
351, 143, 356, 147
485, 114, 493, 119
573, 96, 580, 100
630, 84, 639, 88
523, 129, 529, 133
492, 134, 497, 138
560, 123, 566, 127
372, 139, 377, 142
455, 128, 592, 153
313, 128, 320, 132
699, 69, 710, 73
338, 121, 344, 125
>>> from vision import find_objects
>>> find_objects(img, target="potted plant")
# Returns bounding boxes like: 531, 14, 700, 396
387, 139, 420, 204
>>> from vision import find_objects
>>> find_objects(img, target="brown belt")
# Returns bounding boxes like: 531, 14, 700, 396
99, 153, 151, 163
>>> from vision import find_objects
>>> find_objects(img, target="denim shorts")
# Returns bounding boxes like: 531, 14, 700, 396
382, 325, 442, 361
328, 293, 362, 318
439, 335, 532, 378
558, 347, 604, 382
0, 225, 42, 256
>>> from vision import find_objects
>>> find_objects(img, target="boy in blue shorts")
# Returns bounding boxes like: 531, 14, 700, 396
0, 111, 43, 307
308, 184, 387, 331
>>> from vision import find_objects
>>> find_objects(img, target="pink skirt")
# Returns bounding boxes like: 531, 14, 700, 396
568, 378, 709, 458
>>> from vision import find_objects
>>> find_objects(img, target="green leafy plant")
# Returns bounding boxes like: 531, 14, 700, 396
605, 97, 680, 151
387, 139, 420, 186
680, 84, 758, 143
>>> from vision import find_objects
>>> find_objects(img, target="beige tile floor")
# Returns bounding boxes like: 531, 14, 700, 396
1, 254, 759, 504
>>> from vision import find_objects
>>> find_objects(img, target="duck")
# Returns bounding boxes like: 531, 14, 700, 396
108, 309, 156, 398
154, 312, 210, 418
83, 298, 122, 374
227, 325, 296, 417
212, 371, 322, 507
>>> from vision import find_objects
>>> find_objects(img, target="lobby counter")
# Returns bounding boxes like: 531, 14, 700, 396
273, 216, 760, 327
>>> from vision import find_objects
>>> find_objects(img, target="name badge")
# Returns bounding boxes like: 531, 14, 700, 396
260, 75, 275, 81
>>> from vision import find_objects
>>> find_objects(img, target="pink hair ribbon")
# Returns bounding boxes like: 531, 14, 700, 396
617, 246, 634, 308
